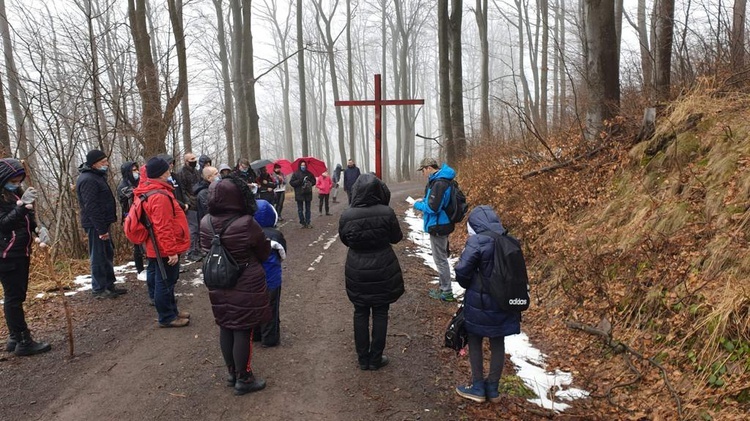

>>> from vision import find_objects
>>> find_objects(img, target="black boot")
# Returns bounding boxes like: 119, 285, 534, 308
226, 366, 236, 387
5, 332, 19, 352
234, 372, 266, 396
14, 330, 51, 356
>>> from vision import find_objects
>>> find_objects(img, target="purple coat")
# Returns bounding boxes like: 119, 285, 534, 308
200, 178, 271, 330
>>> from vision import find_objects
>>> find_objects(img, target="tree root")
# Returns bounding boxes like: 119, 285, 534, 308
566, 320, 683, 420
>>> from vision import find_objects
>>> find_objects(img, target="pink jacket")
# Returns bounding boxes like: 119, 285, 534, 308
316, 175, 333, 195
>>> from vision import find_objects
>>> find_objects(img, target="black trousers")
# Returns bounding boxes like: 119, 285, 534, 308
220, 328, 254, 376
353, 303, 389, 366
254, 286, 281, 346
318, 194, 329, 214
0, 257, 30, 333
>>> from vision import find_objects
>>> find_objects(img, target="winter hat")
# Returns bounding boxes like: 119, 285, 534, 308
156, 153, 175, 165
0, 158, 26, 186
86, 149, 107, 167
146, 157, 170, 179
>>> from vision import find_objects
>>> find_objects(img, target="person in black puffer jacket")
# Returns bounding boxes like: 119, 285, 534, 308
338, 173, 403, 371
0, 158, 51, 356
117, 161, 145, 276
200, 175, 271, 396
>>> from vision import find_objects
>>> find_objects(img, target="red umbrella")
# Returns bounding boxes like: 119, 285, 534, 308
292, 156, 327, 177
266, 159, 294, 175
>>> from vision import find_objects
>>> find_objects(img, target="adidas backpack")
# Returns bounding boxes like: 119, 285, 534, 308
480, 231, 531, 312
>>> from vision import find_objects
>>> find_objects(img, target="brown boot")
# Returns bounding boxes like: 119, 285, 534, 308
159, 318, 190, 328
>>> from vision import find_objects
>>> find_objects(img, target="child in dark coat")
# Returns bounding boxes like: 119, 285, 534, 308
253, 199, 286, 347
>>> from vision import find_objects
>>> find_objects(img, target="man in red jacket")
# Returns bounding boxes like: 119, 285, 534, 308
134, 157, 192, 328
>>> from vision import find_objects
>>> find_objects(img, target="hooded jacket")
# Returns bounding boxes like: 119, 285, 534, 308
0, 158, 36, 259
338, 173, 404, 306
254, 199, 285, 290
198, 155, 212, 171
316, 174, 333, 195
117, 161, 139, 220
332, 164, 343, 184
200, 178, 271, 330
413, 163, 456, 236
193, 178, 211, 223
176, 162, 201, 209
132, 176, 190, 258
76, 162, 117, 235
343, 164, 361, 192
455, 205, 521, 338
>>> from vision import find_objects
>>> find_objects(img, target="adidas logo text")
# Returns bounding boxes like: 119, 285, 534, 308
508, 298, 528, 305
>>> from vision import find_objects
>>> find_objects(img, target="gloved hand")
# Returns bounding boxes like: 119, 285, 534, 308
35, 226, 51, 247
270, 240, 286, 260
21, 187, 38, 205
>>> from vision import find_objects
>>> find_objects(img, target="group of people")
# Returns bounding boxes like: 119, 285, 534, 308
0, 149, 520, 405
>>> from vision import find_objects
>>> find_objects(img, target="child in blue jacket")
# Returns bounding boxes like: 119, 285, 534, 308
253, 199, 286, 347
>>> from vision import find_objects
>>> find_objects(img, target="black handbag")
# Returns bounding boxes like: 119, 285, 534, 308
202, 215, 244, 289
444, 304, 468, 353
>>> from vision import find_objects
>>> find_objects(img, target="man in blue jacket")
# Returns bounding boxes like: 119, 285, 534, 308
343, 159, 360, 205
413, 157, 456, 302
76, 149, 126, 299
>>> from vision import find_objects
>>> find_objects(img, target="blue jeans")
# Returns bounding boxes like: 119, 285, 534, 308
146, 260, 156, 301
149, 259, 181, 324
87, 227, 116, 293
296, 200, 311, 225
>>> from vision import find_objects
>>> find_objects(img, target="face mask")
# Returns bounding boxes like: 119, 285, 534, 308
241, 167, 248, 173
300, 165, 306, 171
188, 161, 197, 168
4, 182, 19, 191
133, 172, 140, 180
213, 176, 221, 182
167, 176, 175, 184
251, 185, 258, 195
99, 165, 109, 173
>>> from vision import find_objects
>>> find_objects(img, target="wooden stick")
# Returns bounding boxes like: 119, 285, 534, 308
21, 160, 75, 357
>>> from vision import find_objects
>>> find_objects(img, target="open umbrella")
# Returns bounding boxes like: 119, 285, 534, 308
292, 156, 327, 177
266, 159, 294, 175
250, 158, 274, 170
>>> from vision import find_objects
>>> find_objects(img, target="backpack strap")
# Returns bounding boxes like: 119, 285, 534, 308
208, 215, 242, 239
139, 190, 176, 216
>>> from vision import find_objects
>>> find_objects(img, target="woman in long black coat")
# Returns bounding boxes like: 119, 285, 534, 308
338, 173, 404, 370
200, 175, 271, 395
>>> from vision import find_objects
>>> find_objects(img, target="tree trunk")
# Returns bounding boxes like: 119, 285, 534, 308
449, 0, 466, 161
475, 0, 490, 140
731, 0, 747, 71
381, 0, 389, 180
540, 0, 549, 137
231, 0, 248, 160
297, 0, 309, 156
0, 0, 30, 159
637, 0, 653, 99
177, 0, 191, 152
654, 0, 675, 102
583, 0, 620, 138
438, 0, 454, 163
0, 74, 8, 155
346, 0, 355, 162
241, 0, 261, 160
213, 0, 235, 164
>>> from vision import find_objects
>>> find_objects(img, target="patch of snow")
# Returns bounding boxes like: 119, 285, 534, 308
404, 198, 589, 412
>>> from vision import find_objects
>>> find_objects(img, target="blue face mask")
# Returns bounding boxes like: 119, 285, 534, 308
99, 165, 109, 173
213, 176, 221, 182
300, 165, 307, 171
4, 182, 19, 191
240, 168, 248, 173
167, 176, 175, 184
133, 172, 140, 180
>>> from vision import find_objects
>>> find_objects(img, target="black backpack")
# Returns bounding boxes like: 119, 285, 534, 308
444, 304, 468, 353
480, 231, 530, 312
202, 215, 244, 290
431, 179, 468, 224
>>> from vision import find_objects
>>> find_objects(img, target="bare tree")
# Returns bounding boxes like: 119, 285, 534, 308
177, 0, 191, 152
438, 0, 454, 162
127, 0, 187, 157
474, 0, 491, 140
297, 0, 309, 156
583, 0, 620, 137
450, 0, 466, 160
731, 0, 746, 71
654, 0, 674, 101
213, 0, 235, 164
0, 73, 9, 155
1, 0, 31, 159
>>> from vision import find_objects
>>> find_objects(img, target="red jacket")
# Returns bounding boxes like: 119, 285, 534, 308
316, 175, 333, 195
132, 177, 190, 258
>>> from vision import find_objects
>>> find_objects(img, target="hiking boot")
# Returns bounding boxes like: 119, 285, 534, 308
93, 289, 119, 300
5, 332, 19, 352
159, 317, 190, 328
485, 379, 501, 403
107, 286, 128, 295
369, 355, 389, 371
14, 330, 52, 357
226, 366, 236, 387
177, 311, 191, 319
306, 224, 313, 229
234, 373, 266, 395
456, 380, 486, 403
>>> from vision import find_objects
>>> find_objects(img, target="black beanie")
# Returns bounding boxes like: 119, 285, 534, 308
146, 157, 170, 179
86, 149, 107, 167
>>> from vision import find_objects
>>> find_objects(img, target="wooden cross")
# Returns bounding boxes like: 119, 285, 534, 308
335, 74, 424, 179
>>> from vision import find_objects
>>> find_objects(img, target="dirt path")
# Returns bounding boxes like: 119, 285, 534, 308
1, 181, 472, 420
